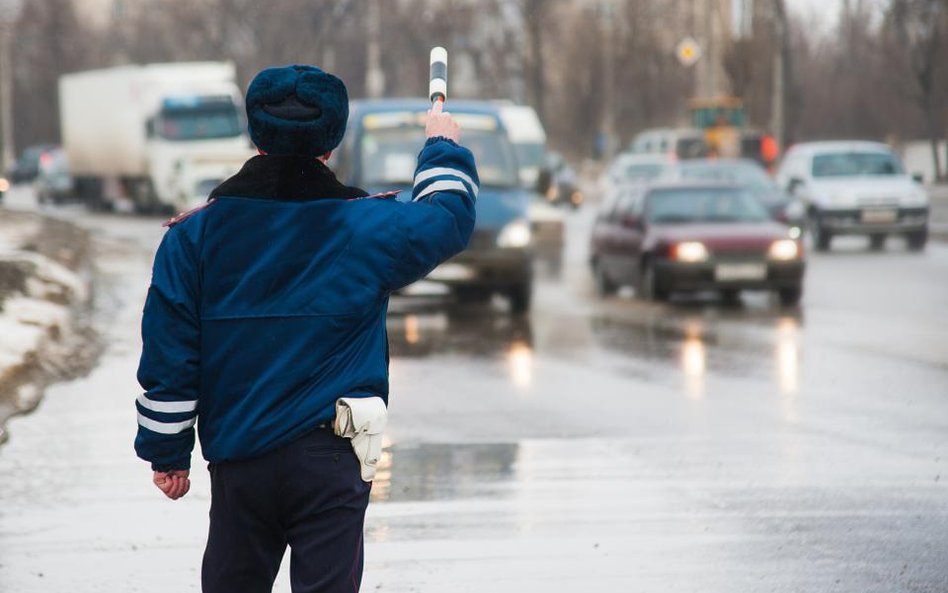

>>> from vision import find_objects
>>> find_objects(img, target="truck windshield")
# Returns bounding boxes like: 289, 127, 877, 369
359, 126, 519, 188
812, 152, 904, 177
158, 105, 242, 141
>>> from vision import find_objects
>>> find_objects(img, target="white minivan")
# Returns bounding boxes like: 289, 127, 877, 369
775, 141, 929, 251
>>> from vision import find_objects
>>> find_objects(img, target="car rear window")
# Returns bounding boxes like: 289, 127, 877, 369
676, 162, 775, 192
359, 121, 519, 187
646, 187, 771, 224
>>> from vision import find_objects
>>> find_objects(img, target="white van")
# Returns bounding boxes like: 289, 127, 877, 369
496, 104, 547, 188
775, 141, 929, 251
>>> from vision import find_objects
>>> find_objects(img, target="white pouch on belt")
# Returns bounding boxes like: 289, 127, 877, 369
333, 396, 387, 482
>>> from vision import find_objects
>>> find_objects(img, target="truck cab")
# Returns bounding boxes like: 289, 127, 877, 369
332, 99, 534, 313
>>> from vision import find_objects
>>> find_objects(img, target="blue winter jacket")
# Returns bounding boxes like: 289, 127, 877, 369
135, 137, 478, 470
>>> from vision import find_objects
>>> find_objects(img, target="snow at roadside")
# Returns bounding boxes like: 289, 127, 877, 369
0, 210, 94, 443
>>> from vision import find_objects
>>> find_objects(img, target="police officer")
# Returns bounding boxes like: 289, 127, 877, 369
134, 64, 478, 593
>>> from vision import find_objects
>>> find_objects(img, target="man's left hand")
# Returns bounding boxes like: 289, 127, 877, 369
153, 469, 191, 500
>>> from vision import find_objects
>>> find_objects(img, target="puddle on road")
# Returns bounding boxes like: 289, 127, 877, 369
590, 304, 804, 398
387, 306, 532, 360
371, 441, 519, 503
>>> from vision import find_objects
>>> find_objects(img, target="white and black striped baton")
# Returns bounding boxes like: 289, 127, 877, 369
429, 46, 447, 104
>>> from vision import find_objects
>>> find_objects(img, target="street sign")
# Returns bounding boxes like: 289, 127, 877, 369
676, 36, 702, 67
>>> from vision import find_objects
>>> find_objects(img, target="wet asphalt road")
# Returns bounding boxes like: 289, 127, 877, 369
0, 186, 946, 592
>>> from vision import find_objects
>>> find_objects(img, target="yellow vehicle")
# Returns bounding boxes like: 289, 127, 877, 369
688, 97, 778, 167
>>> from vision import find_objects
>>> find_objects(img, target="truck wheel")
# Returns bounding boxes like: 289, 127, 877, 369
869, 234, 886, 251
593, 260, 617, 297
906, 230, 927, 251
810, 214, 832, 252
508, 284, 532, 315
778, 286, 803, 307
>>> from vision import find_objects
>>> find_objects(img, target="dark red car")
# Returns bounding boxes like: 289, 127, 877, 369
590, 182, 805, 305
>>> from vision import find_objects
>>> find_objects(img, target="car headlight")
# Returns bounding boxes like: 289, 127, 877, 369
497, 220, 532, 248
673, 241, 708, 262
769, 239, 800, 260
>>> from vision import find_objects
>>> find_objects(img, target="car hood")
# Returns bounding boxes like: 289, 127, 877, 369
651, 221, 791, 251
361, 183, 531, 230
808, 176, 927, 207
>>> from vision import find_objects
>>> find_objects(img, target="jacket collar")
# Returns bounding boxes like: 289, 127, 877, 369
209, 154, 368, 202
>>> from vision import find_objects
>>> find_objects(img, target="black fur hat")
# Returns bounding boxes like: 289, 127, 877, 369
246, 65, 348, 156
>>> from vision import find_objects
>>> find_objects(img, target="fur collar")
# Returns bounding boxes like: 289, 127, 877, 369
209, 155, 367, 202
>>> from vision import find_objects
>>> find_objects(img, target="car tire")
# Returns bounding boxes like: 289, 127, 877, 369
869, 234, 886, 251
593, 260, 617, 297
810, 214, 832, 252
637, 260, 667, 302
720, 289, 742, 306
508, 283, 532, 315
778, 286, 803, 307
453, 287, 491, 304
907, 230, 927, 252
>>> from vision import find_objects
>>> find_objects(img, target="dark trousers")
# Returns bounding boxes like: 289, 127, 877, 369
202, 428, 371, 593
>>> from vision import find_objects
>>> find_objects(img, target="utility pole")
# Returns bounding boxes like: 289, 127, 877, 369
365, 0, 385, 98
0, 0, 22, 171
770, 0, 787, 150
599, 0, 616, 160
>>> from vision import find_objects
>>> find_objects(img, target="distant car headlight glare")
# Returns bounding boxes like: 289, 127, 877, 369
0, 177, 9, 192
769, 239, 799, 260
674, 241, 709, 262
497, 220, 532, 248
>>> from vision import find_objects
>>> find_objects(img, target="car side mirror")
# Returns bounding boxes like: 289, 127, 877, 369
536, 167, 553, 195
621, 214, 642, 229
787, 177, 804, 195
912, 173, 924, 184
145, 118, 156, 138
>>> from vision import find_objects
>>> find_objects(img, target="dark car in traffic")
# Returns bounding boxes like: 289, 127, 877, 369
8, 144, 58, 184
590, 182, 805, 305
663, 158, 805, 238
331, 99, 534, 313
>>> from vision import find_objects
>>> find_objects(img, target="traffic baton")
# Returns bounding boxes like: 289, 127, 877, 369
429, 46, 447, 104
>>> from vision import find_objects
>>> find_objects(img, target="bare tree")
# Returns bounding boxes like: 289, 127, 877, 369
885, 0, 947, 179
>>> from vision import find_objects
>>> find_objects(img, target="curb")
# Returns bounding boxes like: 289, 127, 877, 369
0, 210, 101, 445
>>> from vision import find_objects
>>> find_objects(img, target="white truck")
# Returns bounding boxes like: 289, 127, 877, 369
59, 61, 254, 213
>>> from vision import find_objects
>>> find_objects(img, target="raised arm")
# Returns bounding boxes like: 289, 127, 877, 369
385, 102, 479, 290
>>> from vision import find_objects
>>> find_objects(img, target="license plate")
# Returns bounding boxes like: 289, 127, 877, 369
428, 263, 476, 281
715, 263, 767, 282
861, 209, 897, 223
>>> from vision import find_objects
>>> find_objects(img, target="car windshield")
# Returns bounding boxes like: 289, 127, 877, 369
676, 162, 776, 192
612, 160, 666, 182
158, 104, 243, 141
360, 125, 520, 187
647, 187, 771, 224
812, 151, 904, 177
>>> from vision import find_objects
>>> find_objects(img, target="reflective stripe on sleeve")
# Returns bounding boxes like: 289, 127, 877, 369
414, 167, 479, 198
137, 412, 196, 435
413, 179, 471, 202
137, 393, 198, 414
